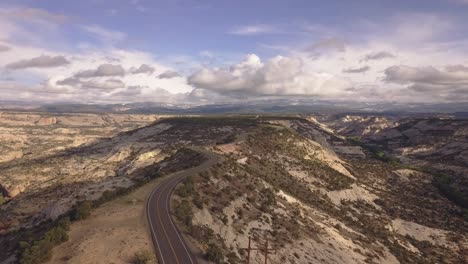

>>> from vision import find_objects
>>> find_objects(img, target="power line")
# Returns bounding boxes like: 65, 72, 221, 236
240, 237, 276, 264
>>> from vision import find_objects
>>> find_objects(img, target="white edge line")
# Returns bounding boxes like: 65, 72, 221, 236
166, 173, 196, 264
165, 152, 217, 264
147, 150, 218, 264
147, 184, 166, 264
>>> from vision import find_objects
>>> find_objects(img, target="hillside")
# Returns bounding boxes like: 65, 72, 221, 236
169, 119, 467, 263
1, 114, 467, 264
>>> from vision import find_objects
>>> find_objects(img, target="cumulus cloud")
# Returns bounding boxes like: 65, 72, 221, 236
343, 66, 370, 73
384, 65, 468, 99
384, 65, 468, 85
0, 44, 11, 52
57, 77, 124, 90
5, 55, 70, 69
188, 54, 351, 96
158, 70, 180, 79
363, 51, 395, 61
81, 79, 125, 90
74, 64, 125, 78
111, 85, 143, 97
130, 64, 155, 74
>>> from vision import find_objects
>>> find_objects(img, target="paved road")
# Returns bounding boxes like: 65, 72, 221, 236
146, 148, 219, 264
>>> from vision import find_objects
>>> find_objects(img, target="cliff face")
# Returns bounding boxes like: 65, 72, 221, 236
172, 120, 467, 264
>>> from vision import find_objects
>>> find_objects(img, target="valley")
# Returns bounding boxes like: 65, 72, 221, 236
0, 112, 466, 264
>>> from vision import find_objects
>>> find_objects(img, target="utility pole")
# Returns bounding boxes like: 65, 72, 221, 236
247, 237, 251, 264
240, 237, 275, 264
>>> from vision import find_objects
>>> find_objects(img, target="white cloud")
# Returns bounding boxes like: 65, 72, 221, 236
188, 54, 351, 97
343, 66, 370, 74
230, 25, 275, 35
158, 70, 180, 79
0, 4, 467, 106
383, 65, 468, 102
130, 64, 155, 75
446, 64, 468, 72
5, 55, 70, 70
384, 65, 468, 85
363, 51, 396, 61
74, 64, 125, 78
0, 44, 11, 52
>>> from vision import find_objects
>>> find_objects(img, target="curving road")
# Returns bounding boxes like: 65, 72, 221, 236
146, 148, 219, 264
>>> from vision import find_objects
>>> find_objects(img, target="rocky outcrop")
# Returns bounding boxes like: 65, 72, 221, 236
35, 117, 57, 126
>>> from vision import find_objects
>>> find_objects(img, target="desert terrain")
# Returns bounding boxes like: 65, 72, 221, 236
0, 112, 467, 264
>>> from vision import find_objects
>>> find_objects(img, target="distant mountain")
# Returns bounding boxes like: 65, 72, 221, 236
1, 100, 467, 114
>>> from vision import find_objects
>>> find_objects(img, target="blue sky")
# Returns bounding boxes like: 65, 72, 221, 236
0, 0, 467, 104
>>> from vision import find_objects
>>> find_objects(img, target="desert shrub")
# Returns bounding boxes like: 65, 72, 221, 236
191, 224, 214, 243
193, 192, 204, 209
43, 226, 68, 244
71, 200, 93, 220
176, 176, 194, 197
132, 250, 155, 264
174, 200, 193, 226
19, 224, 69, 264
206, 243, 223, 263
57, 217, 71, 231
19, 239, 53, 264
221, 214, 228, 224
260, 188, 277, 212
432, 173, 468, 209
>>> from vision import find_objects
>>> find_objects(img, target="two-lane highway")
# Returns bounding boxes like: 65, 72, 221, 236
146, 148, 219, 264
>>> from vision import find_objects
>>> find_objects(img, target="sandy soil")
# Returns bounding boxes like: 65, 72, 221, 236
46, 178, 164, 264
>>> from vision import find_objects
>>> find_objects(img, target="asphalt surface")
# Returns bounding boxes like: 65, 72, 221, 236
146, 148, 219, 264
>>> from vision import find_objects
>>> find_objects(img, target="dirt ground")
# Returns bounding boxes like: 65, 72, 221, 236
46, 178, 165, 264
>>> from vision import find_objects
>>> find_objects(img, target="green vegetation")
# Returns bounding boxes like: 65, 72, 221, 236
12, 147, 208, 264
18, 217, 70, 264
132, 250, 155, 264
432, 173, 468, 211
71, 200, 92, 220
176, 176, 195, 198
163, 116, 258, 127
259, 187, 277, 212
0, 193, 5, 206
191, 224, 215, 244
174, 200, 193, 226
348, 137, 400, 164
206, 243, 223, 263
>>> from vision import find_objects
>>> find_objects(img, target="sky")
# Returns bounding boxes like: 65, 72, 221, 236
0, 0, 468, 105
